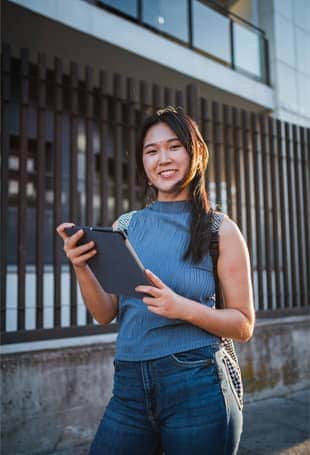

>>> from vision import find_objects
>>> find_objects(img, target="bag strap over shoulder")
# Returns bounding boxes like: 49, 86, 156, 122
116, 210, 137, 232
209, 212, 225, 310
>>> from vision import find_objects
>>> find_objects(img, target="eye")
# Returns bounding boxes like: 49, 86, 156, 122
170, 143, 181, 150
146, 149, 157, 155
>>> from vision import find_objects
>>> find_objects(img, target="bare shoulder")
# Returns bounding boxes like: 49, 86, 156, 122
217, 213, 248, 254
218, 213, 239, 236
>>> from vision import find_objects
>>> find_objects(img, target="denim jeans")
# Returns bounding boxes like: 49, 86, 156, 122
89, 344, 243, 455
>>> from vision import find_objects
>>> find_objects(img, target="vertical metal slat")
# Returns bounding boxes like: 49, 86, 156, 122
1, 44, 11, 332
18, 48, 29, 330
260, 115, 273, 310
99, 69, 109, 226
285, 123, 298, 306
53, 58, 63, 328
251, 113, 264, 311
277, 120, 290, 308
268, 117, 281, 308
69, 61, 79, 326
127, 77, 137, 209
113, 74, 123, 217
36, 52, 47, 329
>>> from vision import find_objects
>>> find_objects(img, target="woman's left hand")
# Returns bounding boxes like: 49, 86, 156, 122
135, 269, 189, 319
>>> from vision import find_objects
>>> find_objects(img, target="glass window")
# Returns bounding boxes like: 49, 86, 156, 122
193, 1, 231, 64
142, 0, 189, 43
98, 0, 138, 18
233, 23, 261, 78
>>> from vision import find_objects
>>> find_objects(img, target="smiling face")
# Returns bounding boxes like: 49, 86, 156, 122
142, 122, 191, 201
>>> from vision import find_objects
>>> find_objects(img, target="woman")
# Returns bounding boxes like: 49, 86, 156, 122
57, 106, 255, 454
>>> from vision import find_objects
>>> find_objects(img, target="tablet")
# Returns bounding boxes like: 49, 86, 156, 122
64, 226, 151, 298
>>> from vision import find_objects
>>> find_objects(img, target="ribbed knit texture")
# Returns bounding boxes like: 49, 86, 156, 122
115, 200, 224, 361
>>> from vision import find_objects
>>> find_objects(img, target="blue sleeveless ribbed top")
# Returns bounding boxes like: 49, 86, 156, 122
115, 200, 224, 361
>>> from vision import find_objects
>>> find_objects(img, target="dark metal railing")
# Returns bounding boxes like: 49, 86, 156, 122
1, 45, 309, 344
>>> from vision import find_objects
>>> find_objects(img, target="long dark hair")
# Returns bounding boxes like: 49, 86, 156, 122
136, 106, 214, 264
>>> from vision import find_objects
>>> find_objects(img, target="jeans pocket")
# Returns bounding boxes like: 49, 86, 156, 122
170, 345, 217, 367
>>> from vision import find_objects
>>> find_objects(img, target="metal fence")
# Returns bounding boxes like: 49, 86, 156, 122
1, 45, 309, 344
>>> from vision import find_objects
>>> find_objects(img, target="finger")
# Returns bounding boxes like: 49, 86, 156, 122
56, 222, 75, 240
65, 229, 85, 249
144, 269, 165, 289
145, 304, 161, 314
142, 296, 159, 306
71, 249, 97, 265
67, 241, 95, 259
135, 285, 161, 297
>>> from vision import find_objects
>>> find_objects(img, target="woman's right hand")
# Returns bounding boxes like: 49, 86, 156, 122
56, 222, 97, 270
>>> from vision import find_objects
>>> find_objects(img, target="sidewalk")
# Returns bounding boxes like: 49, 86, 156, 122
238, 388, 310, 454
51, 387, 310, 455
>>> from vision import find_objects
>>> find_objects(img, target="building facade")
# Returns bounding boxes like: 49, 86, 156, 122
1, 0, 309, 341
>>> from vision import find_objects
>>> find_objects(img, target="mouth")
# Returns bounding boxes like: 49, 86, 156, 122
158, 169, 178, 178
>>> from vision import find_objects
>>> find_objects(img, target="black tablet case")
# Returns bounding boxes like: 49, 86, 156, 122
64, 226, 150, 298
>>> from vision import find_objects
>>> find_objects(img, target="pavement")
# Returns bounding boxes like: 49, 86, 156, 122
238, 388, 310, 455
50, 387, 310, 455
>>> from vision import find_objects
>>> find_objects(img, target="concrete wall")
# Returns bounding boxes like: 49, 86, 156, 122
1, 315, 309, 454
259, 0, 310, 126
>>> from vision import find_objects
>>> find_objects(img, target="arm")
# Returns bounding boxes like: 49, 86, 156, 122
74, 266, 118, 326
56, 221, 120, 326
135, 215, 255, 342
184, 216, 255, 342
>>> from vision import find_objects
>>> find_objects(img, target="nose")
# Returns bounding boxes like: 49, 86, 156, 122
158, 148, 172, 165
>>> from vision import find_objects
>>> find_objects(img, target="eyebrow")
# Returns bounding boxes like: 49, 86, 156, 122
143, 137, 180, 150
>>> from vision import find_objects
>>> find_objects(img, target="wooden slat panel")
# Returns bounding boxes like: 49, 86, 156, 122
36, 53, 47, 329
1, 44, 11, 332
152, 83, 162, 111
268, 117, 282, 308
223, 105, 233, 218
212, 102, 223, 210
277, 120, 291, 308
300, 127, 310, 297
69, 61, 79, 326
232, 108, 243, 231
292, 125, 307, 307
85, 66, 95, 325
164, 87, 173, 107
18, 48, 29, 330
260, 115, 273, 309
200, 98, 211, 197
241, 110, 254, 259
127, 78, 137, 209
53, 57, 63, 328
0, 45, 11, 332
175, 89, 184, 108
85, 66, 94, 226
251, 113, 264, 311
114, 74, 123, 217
140, 80, 151, 124
186, 84, 198, 120
99, 69, 109, 226
285, 122, 298, 307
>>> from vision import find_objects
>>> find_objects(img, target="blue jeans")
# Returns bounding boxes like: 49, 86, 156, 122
90, 344, 243, 454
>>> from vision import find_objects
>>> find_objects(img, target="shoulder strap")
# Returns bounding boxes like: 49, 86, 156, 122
209, 212, 225, 310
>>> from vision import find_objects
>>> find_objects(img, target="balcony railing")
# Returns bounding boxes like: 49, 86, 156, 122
91, 0, 269, 84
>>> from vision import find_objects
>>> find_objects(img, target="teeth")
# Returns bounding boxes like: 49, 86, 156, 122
160, 170, 176, 177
